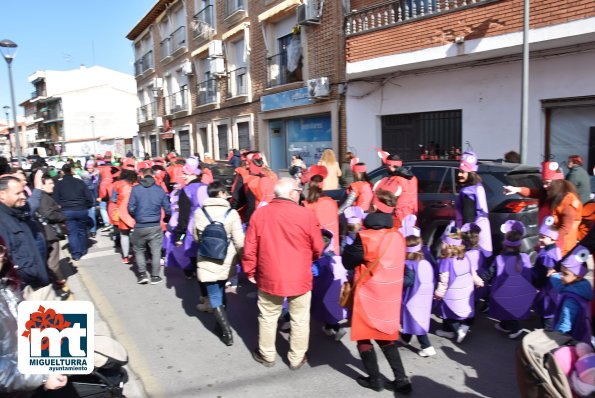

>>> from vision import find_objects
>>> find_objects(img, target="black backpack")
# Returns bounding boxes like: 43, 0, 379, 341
198, 207, 232, 261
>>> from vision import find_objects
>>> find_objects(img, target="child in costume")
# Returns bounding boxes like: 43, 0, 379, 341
341, 206, 364, 254
549, 245, 593, 343
400, 215, 436, 356
462, 222, 488, 305
531, 216, 561, 331
483, 220, 536, 339
434, 223, 483, 343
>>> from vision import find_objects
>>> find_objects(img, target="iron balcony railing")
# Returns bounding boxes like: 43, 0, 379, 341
227, 67, 247, 98
160, 37, 171, 59
171, 26, 187, 53
193, 5, 215, 38
266, 52, 293, 88
137, 102, 157, 124
135, 50, 154, 75
165, 87, 188, 114
196, 79, 217, 106
225, 0, 245, 17
345, 0, 490, 36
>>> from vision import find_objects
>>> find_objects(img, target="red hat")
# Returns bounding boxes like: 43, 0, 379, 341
376, 148, 402, 167
137, 161, 151, 170
372, 195, 395, 214
542, 161, 564, 181
122, 158, 136, 170
167, 152, 177, 161
104, 151, 112, 159
350, 157, 366, 173
153, 157, 165, 165
248, 153, 264, 174
309, 165, 328, 179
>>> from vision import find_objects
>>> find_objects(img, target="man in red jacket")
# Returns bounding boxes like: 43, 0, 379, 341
243, 177, 324, 370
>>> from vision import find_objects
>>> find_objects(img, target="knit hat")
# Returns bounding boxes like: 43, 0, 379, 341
182, 157, 201, 175
459, 151, 478, 172
539, 216, 559, 241
562, 245, 589, 277
501, 220, 526, 247
542, 161, 564, 181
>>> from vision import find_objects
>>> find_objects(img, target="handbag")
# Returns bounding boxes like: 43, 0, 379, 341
51, 222, 67, 240
339, 231, 394, 309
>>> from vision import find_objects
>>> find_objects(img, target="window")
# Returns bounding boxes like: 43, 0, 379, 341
225, 0, 244, 17
196, 59, 217, 105
267, 33, 302, 88
226, 38, 247, 97
381, 110, 462, 161
237, 122, 250, 150
193, 0, 215, 39
135, 35, 154, 75
409, 166, 455, 194
217, 125, 228, 160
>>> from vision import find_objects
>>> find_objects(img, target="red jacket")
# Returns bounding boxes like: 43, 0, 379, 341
242, 198, 324, 297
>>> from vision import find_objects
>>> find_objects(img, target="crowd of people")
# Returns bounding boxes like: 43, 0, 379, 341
1, 146, 595, 397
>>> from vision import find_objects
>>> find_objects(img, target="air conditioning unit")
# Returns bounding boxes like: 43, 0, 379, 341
181, 60, 193, 75
297, 0, 321, 25
208, 40, 223, 58
307, 77, 330, 98
210, 58, 225, 75
152, 77, 163, 89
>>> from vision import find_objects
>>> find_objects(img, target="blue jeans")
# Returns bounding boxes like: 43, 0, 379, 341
99, 201, 110, 226
87, 206, 97, 234
63, 209, 89, 260
205, 280, 227, 308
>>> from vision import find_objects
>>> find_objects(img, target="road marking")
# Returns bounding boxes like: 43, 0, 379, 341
81, 249, 118, 260
77, 265, 164, 398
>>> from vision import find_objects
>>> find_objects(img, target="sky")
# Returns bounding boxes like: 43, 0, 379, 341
0, 0, 156, 117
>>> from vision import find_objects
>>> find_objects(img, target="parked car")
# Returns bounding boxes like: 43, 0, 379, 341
327, 160, 542, 259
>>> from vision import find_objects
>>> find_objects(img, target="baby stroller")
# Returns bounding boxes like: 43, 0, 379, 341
34, 335, 129, 398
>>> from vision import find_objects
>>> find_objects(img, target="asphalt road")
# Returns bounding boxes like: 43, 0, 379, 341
71, 232, 529, 398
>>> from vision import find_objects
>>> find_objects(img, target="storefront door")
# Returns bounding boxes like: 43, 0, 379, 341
269, 120, 287, 171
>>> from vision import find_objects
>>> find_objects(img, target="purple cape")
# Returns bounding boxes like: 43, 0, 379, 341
401, 259, 435, 335
311, 254, 348, 324
436, 257, 475, 320
489, 253, 536, 321
532, 246, 561, 318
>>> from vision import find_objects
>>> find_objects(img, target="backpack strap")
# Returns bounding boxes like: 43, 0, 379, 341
221, 208, 232, 222
201, 207, 215, 224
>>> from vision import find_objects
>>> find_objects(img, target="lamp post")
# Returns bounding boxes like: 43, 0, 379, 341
519, 0, 530, 163
0, 39, 22, 162
2, 106, 9, 157
152, 87, 161, 157
89, 115, 96, 155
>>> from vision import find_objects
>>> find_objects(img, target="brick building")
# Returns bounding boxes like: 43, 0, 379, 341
345, 0, 595, 168
127, 0, 346, 170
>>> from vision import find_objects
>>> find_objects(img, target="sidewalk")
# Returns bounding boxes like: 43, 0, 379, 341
61, 234, 147, 398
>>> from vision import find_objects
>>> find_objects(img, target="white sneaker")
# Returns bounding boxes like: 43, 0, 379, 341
334, 327, 347, 341
436, 329, 455, 339
321, 326, 336, 337
494, 323, 511, 334
456, 325, 470, 343
418, 346, 437, 357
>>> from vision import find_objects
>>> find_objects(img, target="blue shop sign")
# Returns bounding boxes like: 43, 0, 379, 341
261, 87, 313, 112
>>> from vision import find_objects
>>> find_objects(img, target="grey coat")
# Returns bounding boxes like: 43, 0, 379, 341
566, 166, 591, 204
0, 279, 46, 396
192, 198, 244, 282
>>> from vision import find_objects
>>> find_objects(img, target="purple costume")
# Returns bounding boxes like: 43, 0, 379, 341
401, 259, 435, 335
436, 257, 475, 320
489, 253, 537, 321
466, 248, 488, 300
311, 253, 348, 324
532, 245, 561, 319
456, 184, 492, 257
163, 190, 190, 268
180, 182, 208, 257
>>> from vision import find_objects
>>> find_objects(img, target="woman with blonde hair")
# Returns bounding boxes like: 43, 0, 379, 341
318, 149, 341, 190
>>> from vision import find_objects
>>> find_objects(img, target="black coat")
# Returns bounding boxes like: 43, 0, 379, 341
53, 174, 94, 211
37, 191, 67, 243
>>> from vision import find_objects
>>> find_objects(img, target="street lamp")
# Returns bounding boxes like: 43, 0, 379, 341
0, 39, 22, 162
89, 115, 96, 155
2, 106, 8, 157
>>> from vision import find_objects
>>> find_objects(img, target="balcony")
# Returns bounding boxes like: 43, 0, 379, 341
227, 67, 247, 98
160, 37, 171, 60
225, 0, 245, 18
137, 102, 157, 124
345, 0, 491, 36
171, 26, 187, 54
267, 52, 301, 88
196, 79, 217, 106
164, 87, 189, 114
192, 5, 215, 40
134, 50, 154, 75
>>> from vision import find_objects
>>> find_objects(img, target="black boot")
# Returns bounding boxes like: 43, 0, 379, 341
357, 348, 384, 392
213, 306, 233, 346
381, 344, 412, 395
